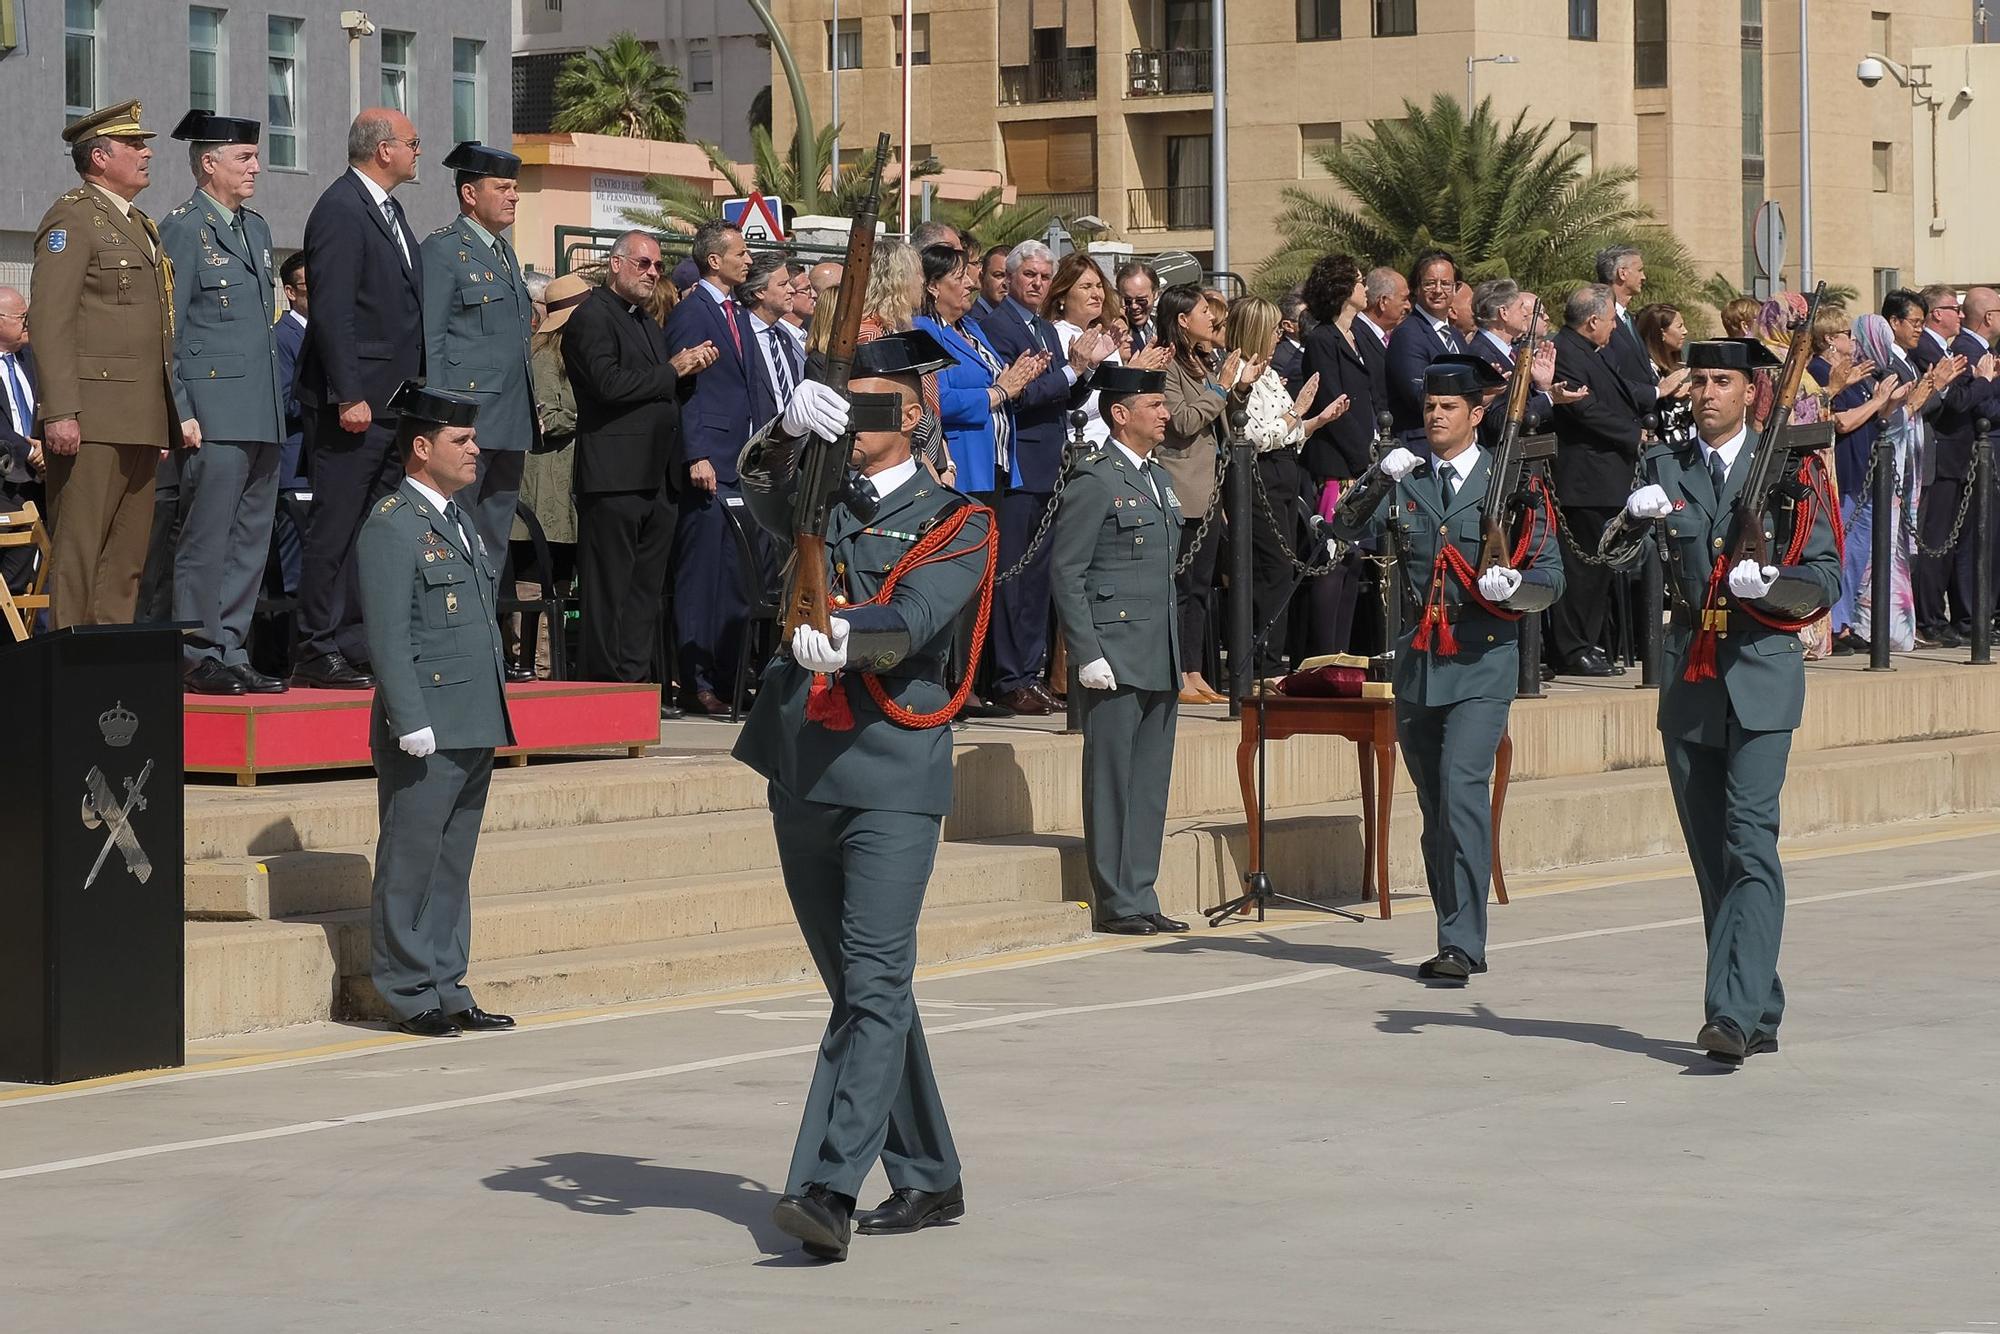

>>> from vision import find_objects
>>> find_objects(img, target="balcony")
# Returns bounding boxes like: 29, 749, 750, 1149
1125, 47, 1213, 98
1127, 185, 1212, 232
1017, 190, 1098, 221
999, 54, 1098, 106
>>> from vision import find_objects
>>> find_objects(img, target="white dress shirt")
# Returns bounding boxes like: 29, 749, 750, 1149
404, 476, 474, 557
1699, 424, 1749, 479
1434, 445, 1484, 498
350, 168, 410, 265
1109, 438, 1162, 505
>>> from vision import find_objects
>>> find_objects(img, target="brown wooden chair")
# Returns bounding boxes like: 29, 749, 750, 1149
0, 500, 53, 641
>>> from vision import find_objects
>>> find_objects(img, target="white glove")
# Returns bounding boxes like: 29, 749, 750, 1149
781, 380, 851, 443
398, 726, 437, 758
1625, 484, 1673, 519
1077, 657, 1117, 690
1727, 560, 1778, 599
1477, 565, 1523, 603
790, 617, 850, 672
1378, 447, 1420, 481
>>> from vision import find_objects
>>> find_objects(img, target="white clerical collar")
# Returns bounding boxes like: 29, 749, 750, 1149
1700, 424, 1750, 471
863, 456, 921, 499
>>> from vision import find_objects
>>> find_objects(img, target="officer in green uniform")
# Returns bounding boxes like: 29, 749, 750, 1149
1600, 338, 1840, 1064
160, 110, 288, 695
356, 382, 518, 1040
1049, 364, 1189, 936
1333, 355, 1564, 982
420, 141, 538, 587
733, 330, 996, 1261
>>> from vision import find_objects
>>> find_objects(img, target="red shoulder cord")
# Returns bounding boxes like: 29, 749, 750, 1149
1683, 452, 1842, 682
802, 502, 999, 731
1410, 475, 1558, 657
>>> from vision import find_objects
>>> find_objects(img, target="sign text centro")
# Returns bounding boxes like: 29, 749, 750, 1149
591, 173, 655, 231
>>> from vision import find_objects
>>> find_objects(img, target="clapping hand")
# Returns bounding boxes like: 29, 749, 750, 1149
1549, 379, 1590, 406
1290, 374, 1321, 421
1215, 349, 1245, 393
1529, 341, 1558, 392
671, 341, 720, 376
997, 349, 1048, 399
1129, 343, 1174, 371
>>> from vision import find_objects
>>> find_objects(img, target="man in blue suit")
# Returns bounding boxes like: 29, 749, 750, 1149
664, 219, 763, 715
1385, 250, 1469, 446
0, 286, 43, 595
976, 240, 1111, 714
1907, 284, 2000, 643
271, 254, 308, 596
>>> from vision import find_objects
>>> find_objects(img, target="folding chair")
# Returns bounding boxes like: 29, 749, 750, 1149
496, 500, 573, 680
0, 501, 53, 642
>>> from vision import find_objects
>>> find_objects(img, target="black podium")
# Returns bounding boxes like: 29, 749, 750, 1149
0, 627, 184, 1083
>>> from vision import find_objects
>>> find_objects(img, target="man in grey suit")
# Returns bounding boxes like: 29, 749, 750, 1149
160, 110, 288, 694
1050, 365, 1189, 936
357, 382, 517, 1039
421, 143, 537, 634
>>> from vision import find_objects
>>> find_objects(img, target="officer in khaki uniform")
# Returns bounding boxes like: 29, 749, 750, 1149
734, 331, 995, 1261
1602, 338, 1841, 1065
356, 383, 517, 1040
160, 110, 288, 694
28, 100, 178, 627
420, 141, 538, 590
1049, 365, 1190, 936
1333, 355, 1564, 982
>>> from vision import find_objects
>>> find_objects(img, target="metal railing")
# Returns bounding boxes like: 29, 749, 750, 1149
1017, 190, 1098, 220
1125, 46, 1213, 97
1127, 185, 1212, 232
999, 53, 1098, 105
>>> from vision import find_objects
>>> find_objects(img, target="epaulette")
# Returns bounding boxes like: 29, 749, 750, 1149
60, 187, 89, 203
376, 495, 401, 514
916, 493, 973, 534
240, 203, 264, 219
167, 203, 192, 218
430, 224, 456, 237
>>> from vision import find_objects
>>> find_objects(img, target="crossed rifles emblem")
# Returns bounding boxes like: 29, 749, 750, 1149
81, 760, 154, 889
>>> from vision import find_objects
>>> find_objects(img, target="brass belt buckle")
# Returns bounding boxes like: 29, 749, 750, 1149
1703, 607, 1728, 635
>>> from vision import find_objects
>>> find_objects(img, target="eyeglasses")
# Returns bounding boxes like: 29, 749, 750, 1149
0, 311, 24, 323
385, 136, 421, 150
1936, 303, 1961, 313
617, 256, 663, 272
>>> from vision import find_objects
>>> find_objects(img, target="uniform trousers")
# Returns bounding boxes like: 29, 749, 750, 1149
770, 786, 960, 1200
46, 440, 157, 627
671, 484, 747, 697
1396, 695, 1509, 963
369, 739, 494, 1021
466, 447, 528, 575
1079, 684, 1179, 920
575, 484, 677, 683
175, 439, 278, 669
1661, 719, 1790, 1039
991, 488, 1055, 693
300, 409, 405, 665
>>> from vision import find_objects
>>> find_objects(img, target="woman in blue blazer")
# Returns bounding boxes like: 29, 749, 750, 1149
914, 243, 1040, 496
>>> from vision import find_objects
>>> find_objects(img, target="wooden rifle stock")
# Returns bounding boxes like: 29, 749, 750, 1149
1479, 299, 1545, 571
1728, 281, 1825, 570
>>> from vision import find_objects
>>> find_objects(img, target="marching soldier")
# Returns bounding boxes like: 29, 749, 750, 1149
1332, 355, 1564, 982
421, 139, 538, 644
28, 100, 178, 626
1602, 338, 1840, 1065
1049, 365, 1190, 936
160, 110, 288, 694
356, 382, 517, 1039
733, 331, 996, 1262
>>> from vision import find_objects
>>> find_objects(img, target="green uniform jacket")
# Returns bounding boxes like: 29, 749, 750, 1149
1049, 445, 1184, 692
419, 218, 538, 453
1638, 434, 1842, 745
733, 421, 993, 816
159, 190, 284, 442
356, 479, 516, 750
1335, 451, 1565, 706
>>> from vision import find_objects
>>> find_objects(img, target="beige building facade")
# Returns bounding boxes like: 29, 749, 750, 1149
768, 0, 1974, 300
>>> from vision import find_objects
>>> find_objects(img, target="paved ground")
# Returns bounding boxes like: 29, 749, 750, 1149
5, 817, 1999, 1333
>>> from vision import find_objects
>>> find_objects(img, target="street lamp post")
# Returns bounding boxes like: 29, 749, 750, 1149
1465, 53, 1518, 109
1212, 0, 1229, 275
1798, 0, 1813, 288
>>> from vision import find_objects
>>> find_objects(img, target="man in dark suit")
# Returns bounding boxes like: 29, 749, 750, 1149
1548, 283, 1645, 677
1469, 277, 1586, 447
1115, 260, 1159, 355
1273, 294, 1311, 397
291, 107, 425, 687
978, 239, 1111, 713
1595, 245, 1677, 403
1908, 284, 2000, 641
1353, 266, 1408, 421
978, 246, 1014, 324
663, 219, 762, 715
0, 286, 43, 595
1385, 251, 1469, 445
271, 253, 308, 596
565, 229, 717, 690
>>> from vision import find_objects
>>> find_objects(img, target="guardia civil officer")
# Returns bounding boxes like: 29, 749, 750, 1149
1601, 338, 1840, 1065
420, 141, 539, 623
356, 382, 517, 1039
733, 330, 996, 1262
1049, 364, 1189, 936
160, 110, 288, 694
1332, 355, 1564, 981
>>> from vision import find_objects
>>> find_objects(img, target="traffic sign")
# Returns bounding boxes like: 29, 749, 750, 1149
723, 192, 785, 243
1753, 199, 1787, 280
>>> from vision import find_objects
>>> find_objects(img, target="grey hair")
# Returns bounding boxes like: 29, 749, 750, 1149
909, 220, 959, 251
1362, 266, 1403, 306
524, 271, 551, 302
347, 111, 399, 165
1565, 283, 1614, 330
1594, 245, 1641, 285
1006, 239, 1053, 278
607, 229, 657, 259
734, 251, 793, 306
1473, 277, 1521, 327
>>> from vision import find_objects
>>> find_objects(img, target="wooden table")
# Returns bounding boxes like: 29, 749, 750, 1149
1236, 694, 1512, 919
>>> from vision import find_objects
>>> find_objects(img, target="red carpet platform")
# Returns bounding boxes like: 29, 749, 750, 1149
186, 681, 659, 784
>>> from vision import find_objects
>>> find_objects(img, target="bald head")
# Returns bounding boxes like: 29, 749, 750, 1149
0, 286, 25, 353
1965, 286, 2000, 346
348, 107, 419, 189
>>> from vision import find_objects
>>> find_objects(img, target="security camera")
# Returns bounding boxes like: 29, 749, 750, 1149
1857, 57, 1886, 87
1960, 84, 1976, 102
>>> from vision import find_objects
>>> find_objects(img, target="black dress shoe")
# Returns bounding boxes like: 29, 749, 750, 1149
447, 1006, 515, 1032
856, 1182, 965, 1235
1935, 625, 1965, 648
505, 664, 536, 683
772, 1184, 853, 1261
995, 686, 1051, 716
1094, 914, 1158, 935
291, 651, 375, 689
692, 688, 732, 716
393, 1009, 460, 1038
185, 659, 247, 695
229, 663, 288, 693
1566, 648, 1619, 678
1746, 1030, 1779, 1057
1145, 913, 1190, 933
1697, 1016, 1749, 1064
1417, 947, 1479, 982
963, 694, 1015, 719
660, 701, 684, 720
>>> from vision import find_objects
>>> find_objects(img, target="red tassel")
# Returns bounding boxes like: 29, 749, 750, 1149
1411, 607, 1434, 652
805, 672, 855, 731
1682, 631, 1718, 682
1433, 611, 1460, 657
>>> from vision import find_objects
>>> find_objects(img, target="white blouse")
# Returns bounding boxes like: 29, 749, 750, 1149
1242, 367, 1306, 454
1056, 319, 1118, 449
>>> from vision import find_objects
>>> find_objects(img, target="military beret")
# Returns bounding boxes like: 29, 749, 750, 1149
1422, 353, 1507, 397
442, 141, 522, 179
170, 110, 260, 145
63, 100, 153, 144
389, 381, 481, 427
850, 328, 958, 379
1686, 338, 1784, 371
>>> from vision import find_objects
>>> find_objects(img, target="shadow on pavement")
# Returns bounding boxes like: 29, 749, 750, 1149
1145, 931, 1400, 974
481, 1153, 791, 1251
1375, 1002, 1725, 1073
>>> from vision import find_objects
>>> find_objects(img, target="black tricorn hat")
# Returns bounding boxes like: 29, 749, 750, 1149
1096, 364, 1168, 396
442, 140, 523, 179
1686, 338, 1785, 371
850, 328, 958, 378
170, 110, 261, 145
389, 381, 481, 427
1422, 353, 1507, 397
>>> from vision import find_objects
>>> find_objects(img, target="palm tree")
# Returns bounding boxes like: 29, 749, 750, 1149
625, 122, 937, 236
932, 187, 1055, 252
1260, 93, 1710, 326
552, 32, 688, 141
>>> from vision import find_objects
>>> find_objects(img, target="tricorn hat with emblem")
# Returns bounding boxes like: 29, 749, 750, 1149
1095, 365, 1168, 397
389, 381, 481, 428
443, 140, 523, 180
1422, 353, 1508, 399
63, 99, 155, 145
1685, 338, 1785, 372
849, 328, 958, 379
170, 110, 261, 145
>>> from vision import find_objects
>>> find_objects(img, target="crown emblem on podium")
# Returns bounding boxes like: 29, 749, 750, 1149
98, 700, 139, 748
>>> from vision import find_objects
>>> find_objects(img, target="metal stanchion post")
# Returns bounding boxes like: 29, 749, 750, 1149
1225, 406, 1252, 719
1973, 420, 1993, 666
1867, 433, 1895, 672
1516, 610, 1542, 699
